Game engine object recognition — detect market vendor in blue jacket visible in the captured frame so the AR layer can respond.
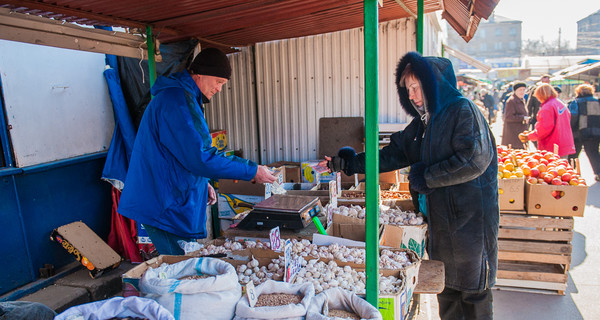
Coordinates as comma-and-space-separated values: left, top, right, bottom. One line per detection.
118, 48, 276, 255
327, 52, 499, 320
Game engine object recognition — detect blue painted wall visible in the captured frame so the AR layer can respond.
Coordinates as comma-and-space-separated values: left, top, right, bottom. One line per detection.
0, 154, 111, 296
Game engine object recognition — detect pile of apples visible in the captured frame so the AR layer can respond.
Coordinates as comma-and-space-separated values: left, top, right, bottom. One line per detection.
497, 145, 586, 186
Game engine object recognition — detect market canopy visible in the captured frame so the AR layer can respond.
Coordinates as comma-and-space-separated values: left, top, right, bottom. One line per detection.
0, 0, 498, 56
555, 60, 600, 83
443, 44, 492, 73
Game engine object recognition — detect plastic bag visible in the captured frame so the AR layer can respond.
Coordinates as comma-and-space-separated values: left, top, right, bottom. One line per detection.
306, 288, 382, 320
234, 280, 315, 320
54, 296, 174, 320
140, 257, 241, 320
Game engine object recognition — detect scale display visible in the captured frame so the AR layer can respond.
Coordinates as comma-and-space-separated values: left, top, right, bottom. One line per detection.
237, 195, 323, 231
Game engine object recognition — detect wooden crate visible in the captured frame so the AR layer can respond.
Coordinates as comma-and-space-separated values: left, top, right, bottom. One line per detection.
495, 212, 573, 295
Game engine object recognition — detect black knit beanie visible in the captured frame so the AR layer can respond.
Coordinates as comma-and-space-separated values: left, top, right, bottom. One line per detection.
189, 48, 232, 80
513, 81, 526, 91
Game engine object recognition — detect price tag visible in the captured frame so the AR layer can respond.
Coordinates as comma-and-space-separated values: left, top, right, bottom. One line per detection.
246, 281, 258, 308
336, 172, 342, 196
270, 227, 283, 252
327, 205, 334, 228
328, 180, 338, 208
284, 239, 292, 282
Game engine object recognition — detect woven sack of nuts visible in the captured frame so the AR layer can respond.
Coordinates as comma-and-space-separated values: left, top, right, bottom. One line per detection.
234, 280, 315, 320
306, 287, 382, 320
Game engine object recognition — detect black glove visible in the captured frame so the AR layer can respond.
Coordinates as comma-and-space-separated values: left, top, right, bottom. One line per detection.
409, 162, 434, 195
327, 147, 357, 175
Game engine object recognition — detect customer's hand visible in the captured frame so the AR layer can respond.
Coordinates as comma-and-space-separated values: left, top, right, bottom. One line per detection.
326, 147, 357, 175
408, 162, 434, 195
252, 165, 277, 184
518, 131, 529, 143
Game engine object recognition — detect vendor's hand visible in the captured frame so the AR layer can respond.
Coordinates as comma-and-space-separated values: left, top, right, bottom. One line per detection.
207, 183, 217, 206
252, 165, 277, 184
408, 162, 434, 195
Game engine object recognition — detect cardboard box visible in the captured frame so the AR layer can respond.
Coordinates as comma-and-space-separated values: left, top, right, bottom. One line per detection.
330, 213, 427, 257
136, 221, 152, 244
50, 221, 121, 278
498, 177, 525, 211
210, 129, 227, 151
218, 193, 266, 218
525, 182, 588, 217
301, 160, 335, 183
217, 170, 286, 218
268, 161, 302, 183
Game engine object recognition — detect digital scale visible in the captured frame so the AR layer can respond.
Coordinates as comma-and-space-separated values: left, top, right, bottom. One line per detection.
237, 194, 325, 232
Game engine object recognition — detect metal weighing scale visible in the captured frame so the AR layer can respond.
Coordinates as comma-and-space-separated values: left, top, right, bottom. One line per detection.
237, 194, 324, 231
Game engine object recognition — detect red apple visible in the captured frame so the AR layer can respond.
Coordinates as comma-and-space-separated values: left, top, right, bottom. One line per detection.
527, 177, 538, 184
551, 177, 562, 185
530, 168, 540, 177
544, 174, 554, 184
561, 173, 572, 182
548, 169, 559, 177
561, 181, 569, 185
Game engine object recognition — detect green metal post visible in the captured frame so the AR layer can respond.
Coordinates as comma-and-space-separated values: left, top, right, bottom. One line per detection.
364, 0, 380, 308
417, 0, 424, 54
146, 25, 157, 89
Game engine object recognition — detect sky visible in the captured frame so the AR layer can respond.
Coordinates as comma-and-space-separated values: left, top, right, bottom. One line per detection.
491, 0, 600, 49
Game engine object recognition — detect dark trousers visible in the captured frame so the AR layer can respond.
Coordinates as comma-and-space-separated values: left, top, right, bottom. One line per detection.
437, 287, 493, 320
568, 137, 600, 175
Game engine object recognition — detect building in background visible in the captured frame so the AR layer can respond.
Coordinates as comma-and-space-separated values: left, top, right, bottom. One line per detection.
577, 9, 600, 55
447, 13, 522, 70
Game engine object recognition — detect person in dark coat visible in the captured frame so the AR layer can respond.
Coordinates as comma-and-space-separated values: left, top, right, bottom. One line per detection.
481, 89, 496, 124
327, 52, 499, 320
502, 81, 529, 148
567, 84, 600, 181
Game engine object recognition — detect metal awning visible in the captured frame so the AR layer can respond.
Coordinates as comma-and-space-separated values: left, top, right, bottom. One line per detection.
555, 61, 600, 82
0, 0, 498, 51
443, 44, 492, 73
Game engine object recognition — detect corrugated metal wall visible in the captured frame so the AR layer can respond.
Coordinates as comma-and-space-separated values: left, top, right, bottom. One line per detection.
207, 16, 441, 164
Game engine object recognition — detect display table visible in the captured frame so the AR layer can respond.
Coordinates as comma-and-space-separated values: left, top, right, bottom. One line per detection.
415, 260, 445, 294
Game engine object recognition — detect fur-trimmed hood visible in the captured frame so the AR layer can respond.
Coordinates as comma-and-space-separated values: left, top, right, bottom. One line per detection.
395, 52, 464, 118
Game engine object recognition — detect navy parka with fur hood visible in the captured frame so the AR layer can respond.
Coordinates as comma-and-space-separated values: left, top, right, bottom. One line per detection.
346, 52, 499, 292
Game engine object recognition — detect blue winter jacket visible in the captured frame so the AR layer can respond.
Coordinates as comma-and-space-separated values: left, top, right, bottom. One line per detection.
118, 71, 257, 238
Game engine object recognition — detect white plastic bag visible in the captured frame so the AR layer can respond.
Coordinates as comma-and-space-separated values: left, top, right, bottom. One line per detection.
234, 280, 315, 320
140, 257, 241, 320
306, 288, 382, 320
54, 296, 174, 320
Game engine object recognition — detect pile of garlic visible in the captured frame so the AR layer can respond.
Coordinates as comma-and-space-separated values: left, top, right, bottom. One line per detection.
289, 240, 414, 269
189, 239, 270, 256
294, 259, 403, 294
326, 205, 424, 226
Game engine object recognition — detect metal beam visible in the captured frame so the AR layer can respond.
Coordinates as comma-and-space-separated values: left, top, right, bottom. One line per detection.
0, 8, 159, 60
1, 0, 178, 35
393, 0, 417, 19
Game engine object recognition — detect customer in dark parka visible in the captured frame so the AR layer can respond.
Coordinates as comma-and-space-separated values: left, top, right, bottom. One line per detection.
328, 52, 499, 320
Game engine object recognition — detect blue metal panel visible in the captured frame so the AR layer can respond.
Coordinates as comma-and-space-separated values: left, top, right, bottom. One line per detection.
0, 154, 112, 295
0, 175, 33, 295
15, 156, 112, 274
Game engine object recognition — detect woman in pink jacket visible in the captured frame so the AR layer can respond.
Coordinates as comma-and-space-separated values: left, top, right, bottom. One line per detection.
519, 84, 575, 157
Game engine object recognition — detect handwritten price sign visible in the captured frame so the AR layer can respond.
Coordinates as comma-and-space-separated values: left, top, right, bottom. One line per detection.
270, 227, 283, 252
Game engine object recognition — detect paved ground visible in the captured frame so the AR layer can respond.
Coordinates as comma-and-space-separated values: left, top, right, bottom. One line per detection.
414, 113, 600, 320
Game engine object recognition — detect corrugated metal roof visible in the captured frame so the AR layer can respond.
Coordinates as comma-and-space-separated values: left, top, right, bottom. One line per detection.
0, 0, 497, 48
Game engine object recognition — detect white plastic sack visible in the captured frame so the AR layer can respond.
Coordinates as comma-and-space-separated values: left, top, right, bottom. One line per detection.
234, 280, 315, 320
140, 257, 241, 320
306, 288, 382, 320
54, 296, 174, 320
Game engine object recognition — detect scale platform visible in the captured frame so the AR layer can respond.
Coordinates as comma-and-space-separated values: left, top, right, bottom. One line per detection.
237, 194, 323, 231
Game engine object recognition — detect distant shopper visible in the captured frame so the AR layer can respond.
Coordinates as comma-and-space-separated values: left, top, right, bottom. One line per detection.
519, 84, 575, 157
526, 74, 551, 130
481, 89, 496, 123
502, 82, 529, 148
567, 84, 600, 181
